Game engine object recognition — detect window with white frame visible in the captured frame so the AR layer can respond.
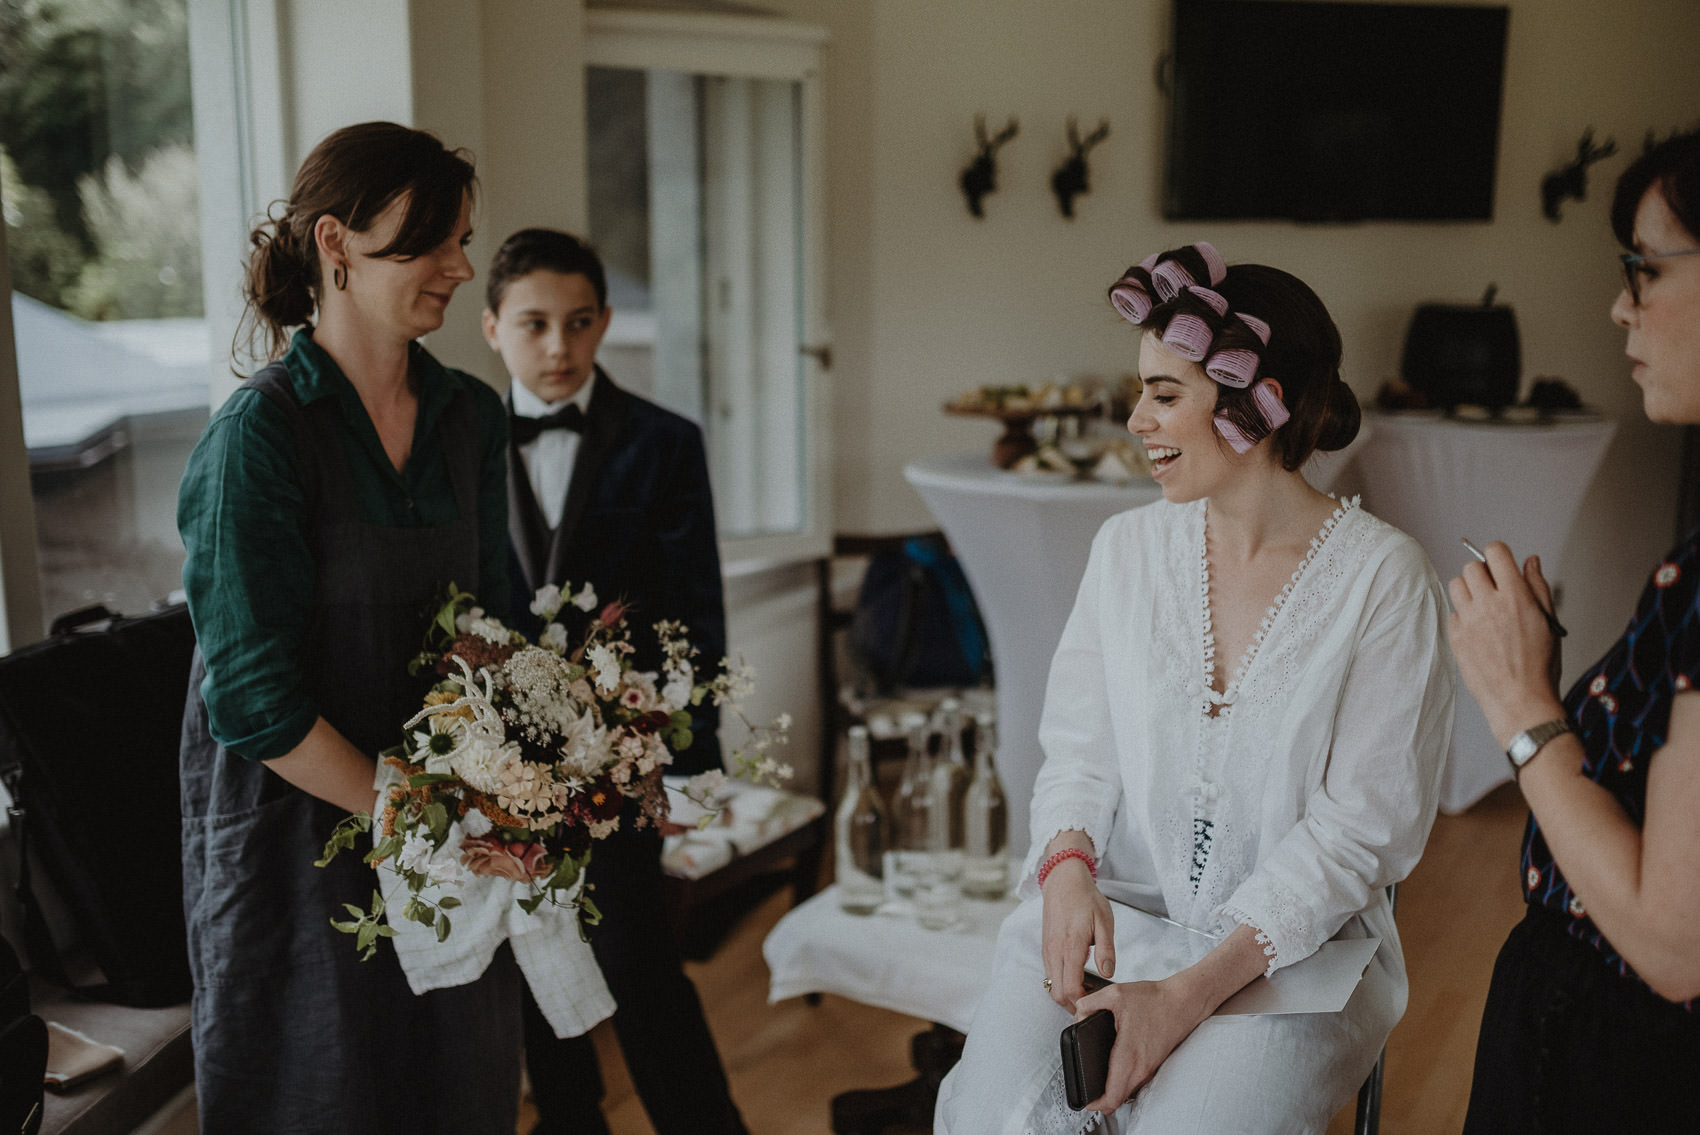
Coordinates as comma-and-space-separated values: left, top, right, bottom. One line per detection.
585, 8, 830, 567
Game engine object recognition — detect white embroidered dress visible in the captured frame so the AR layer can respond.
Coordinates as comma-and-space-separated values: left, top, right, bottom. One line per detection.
937, 497, 1454, 1135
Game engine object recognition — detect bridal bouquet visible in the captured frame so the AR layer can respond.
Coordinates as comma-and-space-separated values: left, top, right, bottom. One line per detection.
319, 582, 790, 958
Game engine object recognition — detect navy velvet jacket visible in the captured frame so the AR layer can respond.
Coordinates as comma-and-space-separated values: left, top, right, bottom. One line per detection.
506, 367, 727, 775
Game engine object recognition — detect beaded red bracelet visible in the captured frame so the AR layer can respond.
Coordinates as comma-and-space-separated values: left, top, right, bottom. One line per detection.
1037, 847, 1097, 888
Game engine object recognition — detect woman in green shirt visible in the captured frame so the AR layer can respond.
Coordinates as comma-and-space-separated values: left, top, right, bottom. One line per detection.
176, 121, 518, 1133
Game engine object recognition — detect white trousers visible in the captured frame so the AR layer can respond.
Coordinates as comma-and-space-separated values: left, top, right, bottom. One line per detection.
935, 899, 1402, 1135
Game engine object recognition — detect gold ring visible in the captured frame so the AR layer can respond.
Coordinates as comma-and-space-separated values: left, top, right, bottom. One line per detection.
1043, 977, 1053, 990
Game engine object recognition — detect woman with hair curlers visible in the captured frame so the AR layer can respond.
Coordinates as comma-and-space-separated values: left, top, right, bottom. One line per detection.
935, 242, 1455, 1133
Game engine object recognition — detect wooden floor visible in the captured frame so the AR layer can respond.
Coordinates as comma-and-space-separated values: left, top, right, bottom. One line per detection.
519, 782, 1530, 1134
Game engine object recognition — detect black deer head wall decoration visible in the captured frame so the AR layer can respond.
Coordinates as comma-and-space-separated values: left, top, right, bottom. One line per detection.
1051, 117, 1110, 218
960, 115, 1019, 219
1541, 128, 1617, 223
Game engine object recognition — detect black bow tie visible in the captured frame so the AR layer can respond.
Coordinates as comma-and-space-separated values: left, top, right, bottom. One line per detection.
511, 403, 587, 445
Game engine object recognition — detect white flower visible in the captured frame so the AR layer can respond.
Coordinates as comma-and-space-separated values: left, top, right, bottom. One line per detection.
455, 606, 486, 633
539, 622, 569, 653
461, 808, 492, 839
587, 644, 622, 693
452, 737, 522, 795
426, 857, 466, 888
397, 830, 436, 876
556, 713, 612, 779
660, 661, 695, 711
529, 585, 564, 620
774, 712, 793, 732
413, 715, 472, 776
572, 582, 599, 612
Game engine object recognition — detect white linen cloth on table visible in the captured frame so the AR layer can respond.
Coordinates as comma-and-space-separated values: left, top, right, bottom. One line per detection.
763, 886, 1018, 1033
370, 782, 615, 1040
1352, 411, 1615, 812
935, 496, 1455, 1135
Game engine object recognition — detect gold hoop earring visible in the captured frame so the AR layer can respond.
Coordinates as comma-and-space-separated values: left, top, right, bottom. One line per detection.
333, 263, 347, 291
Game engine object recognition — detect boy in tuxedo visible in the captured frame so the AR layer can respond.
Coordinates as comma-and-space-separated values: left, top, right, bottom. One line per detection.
483, 229, 745, 1135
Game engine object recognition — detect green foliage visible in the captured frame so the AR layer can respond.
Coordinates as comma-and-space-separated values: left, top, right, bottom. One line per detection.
61, 143, 201, 319
1, 0, 200, 319
316, 811, 373, 868
2, 143, 79, 304
329, 891, 397, 962
0, 0, 193, 247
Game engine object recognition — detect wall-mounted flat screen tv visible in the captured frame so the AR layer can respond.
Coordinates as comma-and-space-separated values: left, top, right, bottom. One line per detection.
1164, 0, 1509, 222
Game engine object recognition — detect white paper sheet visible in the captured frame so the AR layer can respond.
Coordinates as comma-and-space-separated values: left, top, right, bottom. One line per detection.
1096, 900, 1378, 1017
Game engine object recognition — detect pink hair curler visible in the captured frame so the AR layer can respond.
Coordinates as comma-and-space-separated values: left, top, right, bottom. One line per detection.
1252, 377, 1290, 431
1110, 280, 1153, 323
1237, 312, 1271, 345
1205, 348, 1259, 388
1214, 414, 1256, 454
1194, 241, 1227, 286
1162, 313, 1214, 361
1187, 285, 1230, 316
1151, 259, 1196, 301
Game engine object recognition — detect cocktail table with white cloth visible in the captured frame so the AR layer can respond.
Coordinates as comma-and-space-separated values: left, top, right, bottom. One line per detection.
1354, 412, 1616, 812
902, 457, 1163, 860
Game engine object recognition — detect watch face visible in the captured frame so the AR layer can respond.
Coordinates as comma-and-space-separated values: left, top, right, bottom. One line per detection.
1507, 720, 1568, 769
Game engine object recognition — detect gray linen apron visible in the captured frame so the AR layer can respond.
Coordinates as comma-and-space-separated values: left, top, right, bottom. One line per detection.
180, 365, 521, 1133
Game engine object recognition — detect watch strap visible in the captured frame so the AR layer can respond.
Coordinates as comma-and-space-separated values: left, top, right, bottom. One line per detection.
1505, 718, 1572, 774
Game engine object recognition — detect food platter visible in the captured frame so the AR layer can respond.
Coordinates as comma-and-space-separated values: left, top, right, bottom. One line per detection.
942, 402, 1099, 469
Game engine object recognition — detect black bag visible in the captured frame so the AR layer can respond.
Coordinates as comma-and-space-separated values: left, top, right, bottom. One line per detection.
0, 603, 195, 1008
849, 535, 992, 694
0, 934, 45, 1134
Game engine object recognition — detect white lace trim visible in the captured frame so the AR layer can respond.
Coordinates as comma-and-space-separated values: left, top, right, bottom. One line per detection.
1204, 495, 1359, 707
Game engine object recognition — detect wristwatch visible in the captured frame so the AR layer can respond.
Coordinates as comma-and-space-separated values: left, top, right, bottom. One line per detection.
1505, 718, 1572, 775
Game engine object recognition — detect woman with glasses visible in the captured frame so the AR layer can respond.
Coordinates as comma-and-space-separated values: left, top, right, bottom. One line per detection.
1452, 127, 1700, 1132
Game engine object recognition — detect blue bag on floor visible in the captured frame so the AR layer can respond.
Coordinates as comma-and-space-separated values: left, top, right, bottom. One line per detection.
850, 535, 991, 693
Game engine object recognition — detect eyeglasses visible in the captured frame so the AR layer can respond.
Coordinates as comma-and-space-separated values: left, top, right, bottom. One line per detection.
1619, 247, 1700, 306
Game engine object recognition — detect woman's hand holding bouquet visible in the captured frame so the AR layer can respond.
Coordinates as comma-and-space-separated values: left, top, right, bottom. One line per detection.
318, 582, 789, 958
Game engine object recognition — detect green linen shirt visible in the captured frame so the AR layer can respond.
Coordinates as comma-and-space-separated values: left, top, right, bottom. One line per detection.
177, 330, 509, 762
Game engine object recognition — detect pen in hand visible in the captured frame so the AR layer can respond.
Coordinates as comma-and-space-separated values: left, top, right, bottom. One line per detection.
1461, 537, 1569, 638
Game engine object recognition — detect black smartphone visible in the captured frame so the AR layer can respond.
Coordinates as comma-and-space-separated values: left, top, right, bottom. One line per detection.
1060, 1008, 1116, 1110
1059, 971, 1116, 1110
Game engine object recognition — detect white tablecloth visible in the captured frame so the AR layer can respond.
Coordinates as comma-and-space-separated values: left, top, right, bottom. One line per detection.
1354, 412, 1617, 812
763, 886, 1018, 1032
904, 457, 1163, 856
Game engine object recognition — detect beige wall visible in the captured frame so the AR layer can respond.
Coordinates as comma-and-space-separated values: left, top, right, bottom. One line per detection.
760, 0, 1700, 676
255, 0, 1700, 779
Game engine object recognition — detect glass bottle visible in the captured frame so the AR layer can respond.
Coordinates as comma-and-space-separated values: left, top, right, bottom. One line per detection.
962, 711, 1009, 899
886, 712, 934, 902
929, 697, 970, 877
835, 725, 889, 914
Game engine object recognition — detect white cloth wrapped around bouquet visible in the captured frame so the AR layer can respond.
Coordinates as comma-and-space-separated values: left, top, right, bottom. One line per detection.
371, 779, 615, 1039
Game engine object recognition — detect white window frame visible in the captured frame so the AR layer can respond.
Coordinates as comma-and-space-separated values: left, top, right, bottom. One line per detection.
0, 0, 285, 651
585, 8, 832, 573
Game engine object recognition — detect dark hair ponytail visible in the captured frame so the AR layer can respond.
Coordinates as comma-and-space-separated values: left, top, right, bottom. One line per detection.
1313, 377, 1363, 456
235, 121, 477, 368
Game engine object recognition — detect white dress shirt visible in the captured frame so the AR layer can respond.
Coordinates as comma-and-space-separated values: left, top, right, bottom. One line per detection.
511, 372, 597, 531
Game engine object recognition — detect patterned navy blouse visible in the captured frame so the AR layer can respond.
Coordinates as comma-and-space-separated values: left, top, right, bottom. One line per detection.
1521, 529, 1700, 1010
